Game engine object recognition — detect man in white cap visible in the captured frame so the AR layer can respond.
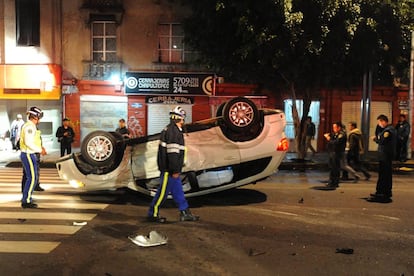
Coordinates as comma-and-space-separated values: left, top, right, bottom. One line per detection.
10, 114, 24, 150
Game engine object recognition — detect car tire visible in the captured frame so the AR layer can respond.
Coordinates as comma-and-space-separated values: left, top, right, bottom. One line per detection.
222, 97, 259, 132
81, 130, 119, 167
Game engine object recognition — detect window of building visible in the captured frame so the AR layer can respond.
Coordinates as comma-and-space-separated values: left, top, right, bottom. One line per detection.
91, 21, 117, 62
86, 20, 121, 80
158, 23, 197, 63
15, 0, 40, 46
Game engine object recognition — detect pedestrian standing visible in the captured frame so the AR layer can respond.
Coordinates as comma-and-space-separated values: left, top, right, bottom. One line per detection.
10, 114, 24, 150
115, 118, 130, 139
367, 114, 396, 203
56, 118, 75, 157
20, 107, 46, 208
346, 122, 371, 180
305, 116, 317, 157
395, 114, 410, 162
147, 106, 199, 223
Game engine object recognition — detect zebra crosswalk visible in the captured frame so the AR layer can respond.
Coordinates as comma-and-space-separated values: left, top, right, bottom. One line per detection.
0, 167, 115, 254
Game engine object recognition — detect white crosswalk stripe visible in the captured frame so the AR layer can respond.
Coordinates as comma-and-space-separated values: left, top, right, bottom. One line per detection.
0, 167, 113, 254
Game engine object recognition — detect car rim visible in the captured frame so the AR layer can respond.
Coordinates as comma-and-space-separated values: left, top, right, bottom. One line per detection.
86, 135, 113, 162
228, 101, 254, 127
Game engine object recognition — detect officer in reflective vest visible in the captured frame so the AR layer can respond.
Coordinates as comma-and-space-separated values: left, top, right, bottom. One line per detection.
20, 107, 47, 208
147, 106, 199, 223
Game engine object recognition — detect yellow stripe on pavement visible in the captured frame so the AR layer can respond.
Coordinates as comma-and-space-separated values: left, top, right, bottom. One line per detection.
0, 224, 82, 234
0, 241, 60, 254
0, 211, 96, 220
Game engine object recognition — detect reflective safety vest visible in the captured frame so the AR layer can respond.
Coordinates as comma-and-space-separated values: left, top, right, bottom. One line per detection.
20, 120, 42, 153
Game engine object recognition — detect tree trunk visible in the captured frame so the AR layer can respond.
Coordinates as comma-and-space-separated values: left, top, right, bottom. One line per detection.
291, 84, 312, 160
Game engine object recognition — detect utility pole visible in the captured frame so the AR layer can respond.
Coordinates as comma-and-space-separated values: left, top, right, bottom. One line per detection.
361, 69, 372, 154
409, 30, 414, 159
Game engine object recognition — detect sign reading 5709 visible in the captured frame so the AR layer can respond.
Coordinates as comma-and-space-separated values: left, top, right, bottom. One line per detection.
125, 72, 214, 96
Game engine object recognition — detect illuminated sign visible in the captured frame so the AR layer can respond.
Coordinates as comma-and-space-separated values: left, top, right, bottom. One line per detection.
125, 72, 214, 96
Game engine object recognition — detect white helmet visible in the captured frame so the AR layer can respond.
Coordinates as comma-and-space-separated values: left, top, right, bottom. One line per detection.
26, 106, 43, 119
170, 106, 186, 119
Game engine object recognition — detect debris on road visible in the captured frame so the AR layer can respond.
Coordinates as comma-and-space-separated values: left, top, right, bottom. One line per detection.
73, 221, 87, 226
248, 248, 266, 256
129, 231, 168, 247
335, 248, 354, 254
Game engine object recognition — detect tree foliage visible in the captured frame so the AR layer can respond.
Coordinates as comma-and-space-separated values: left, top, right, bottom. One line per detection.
183, 0, 411, 86
182, 0, 413, 157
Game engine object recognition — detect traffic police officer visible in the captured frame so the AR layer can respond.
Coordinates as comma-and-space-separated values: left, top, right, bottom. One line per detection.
368, 114, 396, 203
324, 121, 347, 188
20, 107, 46, 208
147, 106, 199, 223
395, 114, 410, 162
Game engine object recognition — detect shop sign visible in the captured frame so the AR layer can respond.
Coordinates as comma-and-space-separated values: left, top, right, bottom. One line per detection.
146, 95, 194, 105
398, 100, 409, 110
125, 72, 214, 96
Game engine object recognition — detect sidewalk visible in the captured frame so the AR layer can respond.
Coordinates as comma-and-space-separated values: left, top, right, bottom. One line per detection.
1, 148, 413, 173
281, 152, 414, 173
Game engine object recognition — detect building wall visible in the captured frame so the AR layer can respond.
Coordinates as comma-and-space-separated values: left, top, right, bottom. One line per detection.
61, 0, 191, 80
0, 0, 62, 148
0, 0, 410, 155
318, 86, 407, 151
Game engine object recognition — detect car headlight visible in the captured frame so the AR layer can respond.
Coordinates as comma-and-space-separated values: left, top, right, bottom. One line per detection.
69, 180, 85, 188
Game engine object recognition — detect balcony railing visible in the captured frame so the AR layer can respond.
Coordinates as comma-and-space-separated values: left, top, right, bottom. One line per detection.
82, 61, 122, 81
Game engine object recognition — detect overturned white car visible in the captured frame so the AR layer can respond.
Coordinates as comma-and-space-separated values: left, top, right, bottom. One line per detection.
56, 97, 288, 197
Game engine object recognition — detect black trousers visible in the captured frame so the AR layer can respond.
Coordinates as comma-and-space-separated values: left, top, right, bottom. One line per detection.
60, 142, 72, 157
328, 152, 341, 185
396, 138, 408, 162
347, 153, 370, 178
376, 157, 393, 197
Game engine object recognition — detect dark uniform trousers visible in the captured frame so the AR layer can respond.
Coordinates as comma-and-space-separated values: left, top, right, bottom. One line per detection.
329, 152, 342, 185
376, 156, 393, 197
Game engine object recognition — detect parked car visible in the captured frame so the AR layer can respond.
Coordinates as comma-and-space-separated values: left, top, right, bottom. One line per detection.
56, 97, 288, 197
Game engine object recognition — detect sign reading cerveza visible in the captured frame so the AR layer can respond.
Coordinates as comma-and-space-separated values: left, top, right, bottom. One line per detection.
125, 72, 214, 96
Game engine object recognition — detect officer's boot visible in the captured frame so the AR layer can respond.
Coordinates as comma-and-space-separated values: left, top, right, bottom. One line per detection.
179, 209, 199, 222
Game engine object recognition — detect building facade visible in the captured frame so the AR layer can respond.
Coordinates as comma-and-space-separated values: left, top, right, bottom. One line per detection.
0, 0, 411, 154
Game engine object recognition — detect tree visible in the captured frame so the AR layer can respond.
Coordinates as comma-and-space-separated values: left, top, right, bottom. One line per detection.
182, 0, 412, 158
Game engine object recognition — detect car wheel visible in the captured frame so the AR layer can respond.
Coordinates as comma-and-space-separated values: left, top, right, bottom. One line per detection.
222, 97, 259, 132
81, 131, 118, 167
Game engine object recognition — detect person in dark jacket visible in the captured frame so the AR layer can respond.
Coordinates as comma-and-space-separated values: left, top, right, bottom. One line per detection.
367, 114, 396, 203
147, 106, 199, 223
305, 116, 317, 156
324, 122, 347, 188
56, 118, 75, 157
346, 122, 371, 180
395, 114, 410, 162
115, 118, 130, 139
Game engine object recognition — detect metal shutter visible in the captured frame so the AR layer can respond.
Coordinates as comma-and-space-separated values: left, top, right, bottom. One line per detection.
147, 104, 192, 135
341, 101, 392, 151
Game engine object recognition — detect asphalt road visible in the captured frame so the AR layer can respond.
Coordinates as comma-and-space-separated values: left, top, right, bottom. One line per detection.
0, 168, 413, 276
